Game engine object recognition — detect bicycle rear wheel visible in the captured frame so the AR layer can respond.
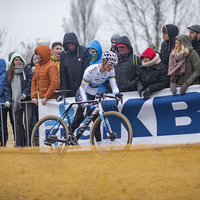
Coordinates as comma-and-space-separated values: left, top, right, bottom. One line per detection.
90, 111, 132, 159
31, 115, 69, 161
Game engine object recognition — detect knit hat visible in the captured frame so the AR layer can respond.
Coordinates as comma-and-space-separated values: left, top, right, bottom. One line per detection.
116, 44, 127, 47
140, 47, 156, 60
111, 34, 120, 41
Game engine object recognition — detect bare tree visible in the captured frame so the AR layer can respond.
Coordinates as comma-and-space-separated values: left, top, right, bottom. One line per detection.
63, 0, 101, 46
104, 0, 197, 55
20, 38, 50, 63
0, 26, 7, 54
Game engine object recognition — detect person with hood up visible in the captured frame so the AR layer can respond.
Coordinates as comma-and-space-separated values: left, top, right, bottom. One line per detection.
0, 59, 8, 146
59, 32, 90, 98
114, 35, 142, 92
4, 53, 34, 147
168, 34, 200, 95
137, 47, 169, 99
86, 40, 102, 65
31, 45, 60, 106
160, 24, 179, 66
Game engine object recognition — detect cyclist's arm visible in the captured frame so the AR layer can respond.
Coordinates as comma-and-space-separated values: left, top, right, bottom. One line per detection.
79, 78, 90, 102
109, 69, 119, 95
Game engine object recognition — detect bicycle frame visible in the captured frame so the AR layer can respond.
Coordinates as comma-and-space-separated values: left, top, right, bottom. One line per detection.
45, 97, 113, 143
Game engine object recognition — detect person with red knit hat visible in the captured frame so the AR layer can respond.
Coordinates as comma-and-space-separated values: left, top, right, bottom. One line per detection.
137, 47, 169, 99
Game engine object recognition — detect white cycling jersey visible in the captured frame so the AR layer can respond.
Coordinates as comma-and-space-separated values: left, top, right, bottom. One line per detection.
79, 64, 119, 101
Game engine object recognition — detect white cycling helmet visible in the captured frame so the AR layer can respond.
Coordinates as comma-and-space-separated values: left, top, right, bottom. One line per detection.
102, 50, 118, 65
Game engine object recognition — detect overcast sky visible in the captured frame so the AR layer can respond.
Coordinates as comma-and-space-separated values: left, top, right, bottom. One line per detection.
0, 0, 114, 62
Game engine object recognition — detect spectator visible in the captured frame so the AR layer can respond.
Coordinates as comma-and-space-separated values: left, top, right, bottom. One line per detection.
114, 36, 142, 92
60, 32, 90, 97
86, 40, 102, 65
137, 47, 169, 99
31, 45, 59, 106
168, 34, 200, 95
0, 59, 8, 146
51, 42, 62, 84
160, 24, 179, 66
110, 33, 120, 53
4, 53, 34, 147
187, 25, 200, 56
28, 54, 38, 72
70, 50, 120, 144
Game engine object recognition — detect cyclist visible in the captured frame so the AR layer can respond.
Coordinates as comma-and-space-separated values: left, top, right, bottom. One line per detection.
69, 50, 122, 145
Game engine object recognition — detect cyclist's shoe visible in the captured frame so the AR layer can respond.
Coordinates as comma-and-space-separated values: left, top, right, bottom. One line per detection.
44, 135, 57, 146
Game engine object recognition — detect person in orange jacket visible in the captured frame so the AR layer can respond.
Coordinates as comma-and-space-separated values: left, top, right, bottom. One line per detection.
31, 45, 59, 106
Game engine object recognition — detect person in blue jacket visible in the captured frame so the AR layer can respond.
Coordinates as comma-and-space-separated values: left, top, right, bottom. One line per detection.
0, 59, 8, 146
86, 40, 102, 65
4, 53, 34, 147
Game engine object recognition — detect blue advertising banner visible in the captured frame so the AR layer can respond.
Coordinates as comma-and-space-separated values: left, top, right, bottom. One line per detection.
39, 85, 200, 146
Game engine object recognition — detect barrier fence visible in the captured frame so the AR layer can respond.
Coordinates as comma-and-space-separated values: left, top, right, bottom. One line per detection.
0, 101, 33, 147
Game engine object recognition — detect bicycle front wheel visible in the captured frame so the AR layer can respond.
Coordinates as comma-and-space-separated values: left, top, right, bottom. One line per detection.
31, 115, 69, 161
90, 111, 133, 159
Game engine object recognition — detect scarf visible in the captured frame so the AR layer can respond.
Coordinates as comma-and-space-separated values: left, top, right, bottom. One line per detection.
142, 54, 161, 67
11, 64, 24, 112
168, 53, 186, 82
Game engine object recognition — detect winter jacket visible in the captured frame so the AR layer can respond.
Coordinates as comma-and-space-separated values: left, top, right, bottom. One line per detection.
4, 53, 33, 103
31, 45, 59, 99
137, 54, 169, 93
0, 59, 6, 105
86, 40, 102, 65
191, 39, 200, 57
60, 32, 90, 97
114, 36, 142, 92
160, 24, 179, 66
169, 34, 200, 86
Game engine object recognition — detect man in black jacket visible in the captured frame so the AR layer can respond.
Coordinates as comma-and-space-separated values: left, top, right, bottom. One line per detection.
60, 32, 90, 97
188, 25, 200, 57
114, 36, 142, 92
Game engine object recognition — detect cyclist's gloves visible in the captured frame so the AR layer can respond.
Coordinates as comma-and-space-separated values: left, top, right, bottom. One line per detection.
56, 95, 63, 102
115, 93, 123, 99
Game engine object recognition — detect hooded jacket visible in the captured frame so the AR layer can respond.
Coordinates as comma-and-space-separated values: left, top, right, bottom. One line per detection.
31, 45, 59, 99
114, 36, 142, 92
0, 59, 6, 104
4, 53, 33, 103
169, 34, 200, 86
160, 24, 179, 66
60, 32, 90, 97
86, 40, 102, 65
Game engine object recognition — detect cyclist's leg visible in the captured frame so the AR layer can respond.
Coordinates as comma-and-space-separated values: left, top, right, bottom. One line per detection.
71, 106, 85, 134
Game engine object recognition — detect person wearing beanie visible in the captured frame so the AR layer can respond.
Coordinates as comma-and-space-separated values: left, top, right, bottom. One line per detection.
168, 34, 200, 95
137, 47, 169, 99
188, 24, 200, 57
110, 33, 120, 53
160, 24, 179, 67
4, 53, 34, 147
31, 45, 60, 106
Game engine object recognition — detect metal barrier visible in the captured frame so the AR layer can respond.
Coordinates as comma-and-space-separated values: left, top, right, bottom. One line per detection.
0, 101, 34, 147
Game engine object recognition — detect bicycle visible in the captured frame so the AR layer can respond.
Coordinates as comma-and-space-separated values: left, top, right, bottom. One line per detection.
31, 90, 133, 160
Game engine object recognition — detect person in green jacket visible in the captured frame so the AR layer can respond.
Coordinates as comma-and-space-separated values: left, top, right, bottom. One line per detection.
168, 34, 200, 95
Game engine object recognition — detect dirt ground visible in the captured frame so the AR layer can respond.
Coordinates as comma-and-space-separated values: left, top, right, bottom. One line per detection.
0, 144, 200, 200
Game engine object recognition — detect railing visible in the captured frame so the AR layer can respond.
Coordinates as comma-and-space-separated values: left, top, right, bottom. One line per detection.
0, 101, 34, 147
